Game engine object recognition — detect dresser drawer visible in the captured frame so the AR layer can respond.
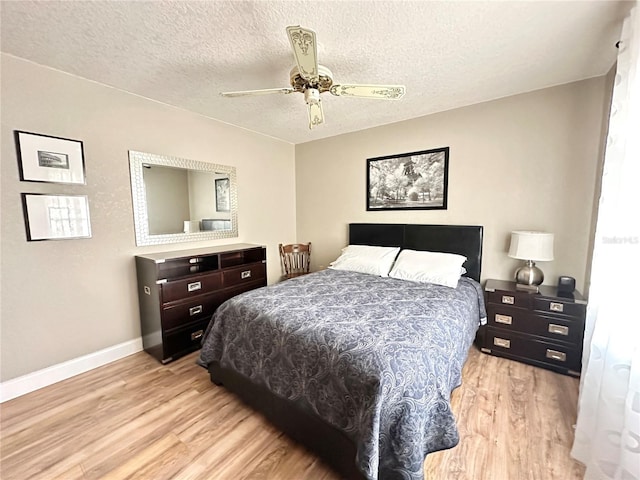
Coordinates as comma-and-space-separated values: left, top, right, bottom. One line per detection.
487, 306, 583, 347
162, 292, 223, 331
161, 272, 222, 304
485, 328, 582, 372
487, 291, 530, 309
533, 297, 585, 318
222, 262, 266, 288
162, 319, 210, 363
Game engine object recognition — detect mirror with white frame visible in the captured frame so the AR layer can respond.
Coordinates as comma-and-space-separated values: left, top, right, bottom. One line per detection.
129, 150, 238, 246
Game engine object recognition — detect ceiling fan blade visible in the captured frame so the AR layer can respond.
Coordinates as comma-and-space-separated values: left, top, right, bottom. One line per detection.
329, 84, 406, 99
220, 87, 295, 97
307, 101, 324, 130
286, 25, 319, 83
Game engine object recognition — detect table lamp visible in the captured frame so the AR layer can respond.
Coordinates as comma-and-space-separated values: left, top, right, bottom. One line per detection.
508, 231, 554, 291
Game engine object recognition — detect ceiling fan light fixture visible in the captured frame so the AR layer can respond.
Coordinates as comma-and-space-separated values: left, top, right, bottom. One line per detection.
304, 88, 320, 105
289, 65, 334, 93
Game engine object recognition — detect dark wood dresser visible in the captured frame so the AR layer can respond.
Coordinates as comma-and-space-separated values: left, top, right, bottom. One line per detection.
480, 279, 587, 377
135, 243, 267, 364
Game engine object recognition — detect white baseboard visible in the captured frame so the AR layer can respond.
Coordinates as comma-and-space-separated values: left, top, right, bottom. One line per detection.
0, 338, 143, 403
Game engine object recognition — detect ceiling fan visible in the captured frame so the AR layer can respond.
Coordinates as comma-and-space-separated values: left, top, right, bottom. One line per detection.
220, 26, 406, 130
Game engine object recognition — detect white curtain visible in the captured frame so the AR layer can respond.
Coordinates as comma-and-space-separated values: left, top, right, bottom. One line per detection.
571, 5, 640, 480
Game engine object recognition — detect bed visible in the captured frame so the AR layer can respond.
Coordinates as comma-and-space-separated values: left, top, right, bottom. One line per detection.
199, 223, 485, 480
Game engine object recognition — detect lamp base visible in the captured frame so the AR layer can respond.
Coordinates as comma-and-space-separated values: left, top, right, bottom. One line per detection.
515, 260, 544, 287
516, 283, 539, 293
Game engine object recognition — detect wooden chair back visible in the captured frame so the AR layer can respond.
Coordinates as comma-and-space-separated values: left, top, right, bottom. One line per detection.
279, 243, 312, 279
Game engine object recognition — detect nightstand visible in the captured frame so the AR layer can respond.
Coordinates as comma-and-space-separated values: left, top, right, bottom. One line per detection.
479, 279, 587, 377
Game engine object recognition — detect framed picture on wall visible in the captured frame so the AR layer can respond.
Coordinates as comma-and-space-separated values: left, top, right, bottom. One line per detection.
215, 178, 230, 212
15, 130, 86, 184
366, 147, 449, 211
21, 193, 92, 241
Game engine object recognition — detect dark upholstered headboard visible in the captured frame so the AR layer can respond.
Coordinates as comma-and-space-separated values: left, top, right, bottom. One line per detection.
348, 223, 483, 282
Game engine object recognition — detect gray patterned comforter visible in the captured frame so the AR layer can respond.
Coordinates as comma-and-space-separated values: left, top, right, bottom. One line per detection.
199, 268, 486, 480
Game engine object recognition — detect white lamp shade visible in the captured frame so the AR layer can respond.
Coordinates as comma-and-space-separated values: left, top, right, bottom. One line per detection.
508, 231, 554, 261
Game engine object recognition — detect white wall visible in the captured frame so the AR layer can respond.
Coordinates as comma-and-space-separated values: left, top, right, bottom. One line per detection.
0, 54, 296, 382
0, 53, 610, 384
295, 77, 609, 294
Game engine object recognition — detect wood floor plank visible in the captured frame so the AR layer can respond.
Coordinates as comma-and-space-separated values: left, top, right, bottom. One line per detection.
237, 435, 298, 480
2, 389, 200, 479
96, 433, 190, 480
50, 464, 86, 480
0, 347, 586, 480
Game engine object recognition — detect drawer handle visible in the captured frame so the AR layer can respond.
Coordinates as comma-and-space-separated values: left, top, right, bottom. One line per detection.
241, 270, 252, 279
549, 302, 564, 313
187, 281, 202, 292
548, 323, 569, 336
189, 305, 203, 316
493, 337, 511, 349
189, 258, 200, 264
546, 349, 567, 362
502, 295, 515, 305
495, 314, 512, 325
191, 330, 204, 341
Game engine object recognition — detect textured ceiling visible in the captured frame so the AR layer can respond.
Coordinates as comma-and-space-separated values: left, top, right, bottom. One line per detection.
1, 1, 633, 144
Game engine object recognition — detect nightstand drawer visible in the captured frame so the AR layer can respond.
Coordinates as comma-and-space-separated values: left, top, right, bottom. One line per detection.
162, 292, 223, 331
533, 315, 583, 346
533, 297, 585, 318
487, 306, 583, 346
487, 291, 529, 309
486, 306, 527, 334
162, 272, 222, 304
485, 328, 582, 372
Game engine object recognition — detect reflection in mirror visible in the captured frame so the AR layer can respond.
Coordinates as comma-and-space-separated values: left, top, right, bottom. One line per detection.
143, 165, 229, 235
129, 151, 238, 246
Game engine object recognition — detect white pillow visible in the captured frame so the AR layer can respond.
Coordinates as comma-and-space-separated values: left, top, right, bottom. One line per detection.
329, 245, 400, 277
389, 249, 467, 288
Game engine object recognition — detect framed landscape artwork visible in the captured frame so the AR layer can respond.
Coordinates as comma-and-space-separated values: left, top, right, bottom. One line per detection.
366, 147, 449, 211
15, 130, 86, 185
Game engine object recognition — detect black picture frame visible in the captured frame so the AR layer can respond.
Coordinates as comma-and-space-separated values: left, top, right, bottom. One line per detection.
215, 178, 230, 212
366, 147, 449, 211
15, 130, 86, 185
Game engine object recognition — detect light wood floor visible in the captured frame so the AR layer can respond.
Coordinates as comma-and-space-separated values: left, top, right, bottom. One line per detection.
1, 347, 585, 480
